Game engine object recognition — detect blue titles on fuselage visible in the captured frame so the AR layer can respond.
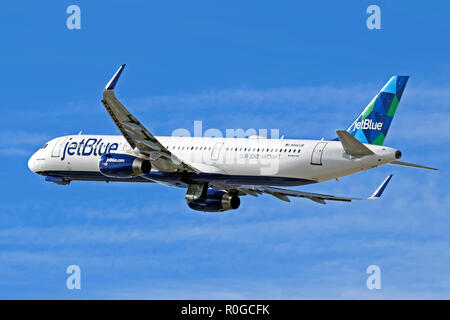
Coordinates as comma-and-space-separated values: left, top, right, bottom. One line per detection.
61, 138, 119, 160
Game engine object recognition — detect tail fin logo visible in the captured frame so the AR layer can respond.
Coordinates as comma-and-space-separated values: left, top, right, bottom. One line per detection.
351, 118, 383, 131
346, 75, 409, 145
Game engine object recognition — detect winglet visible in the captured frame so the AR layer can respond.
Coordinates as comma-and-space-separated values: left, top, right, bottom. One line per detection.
370, 174, 393, 199
104, 64, 126, 91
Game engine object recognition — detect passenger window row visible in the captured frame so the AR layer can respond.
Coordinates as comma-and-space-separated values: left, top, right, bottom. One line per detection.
165, 146, 213, 151
163, 145, 301, 153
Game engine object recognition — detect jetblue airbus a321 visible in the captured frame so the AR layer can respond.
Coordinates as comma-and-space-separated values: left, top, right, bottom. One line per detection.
28, 65, 437, 212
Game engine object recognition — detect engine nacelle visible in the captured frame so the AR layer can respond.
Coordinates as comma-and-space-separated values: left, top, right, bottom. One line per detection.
187, 189, 240, 212
99, 153, 151, 178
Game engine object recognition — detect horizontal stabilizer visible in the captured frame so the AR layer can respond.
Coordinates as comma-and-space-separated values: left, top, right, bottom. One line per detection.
336, 130, 374, 157
389, 160, 438, 171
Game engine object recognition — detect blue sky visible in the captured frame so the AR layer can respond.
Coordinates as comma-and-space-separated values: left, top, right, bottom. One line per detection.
0, 0, 449, 299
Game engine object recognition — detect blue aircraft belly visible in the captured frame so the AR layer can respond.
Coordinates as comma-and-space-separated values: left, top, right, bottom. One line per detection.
37, 170, 316, 187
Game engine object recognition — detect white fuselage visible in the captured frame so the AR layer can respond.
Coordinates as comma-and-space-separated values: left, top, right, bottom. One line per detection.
28, 134, 399, 184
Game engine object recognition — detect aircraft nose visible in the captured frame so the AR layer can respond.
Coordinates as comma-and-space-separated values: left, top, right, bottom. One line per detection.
28, 153, 37, 172
28, 152, 42, 173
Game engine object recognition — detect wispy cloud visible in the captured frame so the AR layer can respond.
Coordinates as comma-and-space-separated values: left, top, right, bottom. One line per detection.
121, 82, 450, 141
11, 81, 449, 143
128, 84, 375, 111
0, 131, 50, 146
0, 132, 49, 156
0, 148, 32, 156
126, 81, 450, 112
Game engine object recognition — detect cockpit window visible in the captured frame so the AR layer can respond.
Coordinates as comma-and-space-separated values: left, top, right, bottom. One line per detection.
42, 143, 48, 149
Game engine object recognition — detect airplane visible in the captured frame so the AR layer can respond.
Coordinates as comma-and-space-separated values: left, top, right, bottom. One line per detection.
28, 65, 437, 212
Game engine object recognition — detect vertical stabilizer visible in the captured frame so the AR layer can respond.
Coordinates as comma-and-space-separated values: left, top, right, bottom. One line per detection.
347, 76, 409, 145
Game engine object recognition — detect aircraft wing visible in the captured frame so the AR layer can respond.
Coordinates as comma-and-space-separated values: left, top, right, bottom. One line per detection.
101, 65, 199, 173
234, 175, 393, 205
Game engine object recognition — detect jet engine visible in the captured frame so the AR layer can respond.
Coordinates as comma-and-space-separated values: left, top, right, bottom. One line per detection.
186, 189, 240, 212
99, 153, 151, 178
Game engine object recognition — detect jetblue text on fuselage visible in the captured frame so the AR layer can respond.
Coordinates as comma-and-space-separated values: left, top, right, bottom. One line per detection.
60, 138, 119, 160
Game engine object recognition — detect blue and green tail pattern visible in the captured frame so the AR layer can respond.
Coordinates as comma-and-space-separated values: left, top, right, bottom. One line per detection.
347, 76, 409, 145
